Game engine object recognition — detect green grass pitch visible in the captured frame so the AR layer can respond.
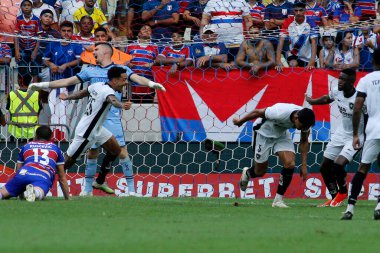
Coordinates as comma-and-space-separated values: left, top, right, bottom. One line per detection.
0, 197, 378, 253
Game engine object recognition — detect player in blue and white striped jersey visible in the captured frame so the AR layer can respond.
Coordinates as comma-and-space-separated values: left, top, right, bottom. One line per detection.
0, 126, 70, 201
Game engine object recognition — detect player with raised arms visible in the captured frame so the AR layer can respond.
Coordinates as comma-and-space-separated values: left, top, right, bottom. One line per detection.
29, 42, 166, 196
233, 103, 315, 207
342, 48, 380, 220
0, 126, 70, 202
305, 68, 366, 207
58, 66, 143, 192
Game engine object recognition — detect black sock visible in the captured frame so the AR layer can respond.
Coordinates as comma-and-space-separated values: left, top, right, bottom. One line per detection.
247, 165, 257, 178
276, 168, 294, 195
332, 163, 347, 194
96, 152, 118, 184
320, 165, 338, 199
348, 171, 366, 205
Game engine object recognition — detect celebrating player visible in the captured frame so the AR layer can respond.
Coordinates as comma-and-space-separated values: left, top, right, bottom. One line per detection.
342, 49, 380, 220
0, 126, 70, 202
29, 42, 165, 196
59, 66, 135, 190
305, 68, 365, 207
233, 103, 315, 207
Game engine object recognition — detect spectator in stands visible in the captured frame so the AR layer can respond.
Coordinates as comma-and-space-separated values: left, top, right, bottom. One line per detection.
319, 30, 338, 69
73, 0, 115, 39
305, 0, 329, 27
248, 0, 265, 29
72, 15, 95, 41
200, 0, 252, 46
264, 0, 294, 32
333, 31, 359, 70
94, 26, 110, 42
31, 0, 59, 29
236, 26, 275, 76
54, 0, 84, 23
7, 75, 41, 142
0, 43, 12, 94
15, 0, 41, 83
142, 0, 180, 41
38, 9, 61, 45
38, 9, 61, 82
118, 0, 146, 38
183, 0, 209, 38
192, 25, 232, 70
156, 32, 193, 74
43, 0, 57, 6
43, 21, 83, 90
353, 28, 377, 71
355, 0, 376, 21
325, 0, 342, 18
43, 21, 83, 141
126, 25, 159, 103
0, 44, 11, 66
333, 0, 361, 25
275, 1, 318, 71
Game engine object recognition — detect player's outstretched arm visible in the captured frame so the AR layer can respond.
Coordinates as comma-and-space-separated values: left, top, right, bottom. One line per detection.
28, 76, 81, 92
305, 94, 333, 105
233, 108, 266, 127
59, 89, 89, 101
299, 130, 310, 181
352, 93, 365, 150
56, 165, 71, 200
129, 74, 166, 92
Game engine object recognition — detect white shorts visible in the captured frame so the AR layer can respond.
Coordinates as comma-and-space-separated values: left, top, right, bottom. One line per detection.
67, 126, 113, 160
254, 132, 295, 164
91, 119, 125, 149
361, 139, 380, 164
324, 137, 361, 162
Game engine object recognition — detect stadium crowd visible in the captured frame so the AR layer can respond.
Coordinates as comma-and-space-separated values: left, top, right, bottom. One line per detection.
0, 0, 380, 140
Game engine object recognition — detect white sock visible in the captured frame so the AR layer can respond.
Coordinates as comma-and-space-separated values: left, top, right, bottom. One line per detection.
274, 193, 283, 201
375, 202, 380, 211
34, 188, 44, 200
346, 204, 354, 214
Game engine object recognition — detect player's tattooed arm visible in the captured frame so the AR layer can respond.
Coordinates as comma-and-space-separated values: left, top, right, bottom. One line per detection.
106, 95, 132, 110
59, 89, 89, 101
233, 108, 266, 127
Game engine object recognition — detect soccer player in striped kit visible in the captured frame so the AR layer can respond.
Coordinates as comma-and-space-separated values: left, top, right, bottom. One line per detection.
0, 126, 70, 201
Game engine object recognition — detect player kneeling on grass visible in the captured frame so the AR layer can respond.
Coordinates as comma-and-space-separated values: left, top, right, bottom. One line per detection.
305, 68, 366, 207
233, 103, 315, 208
0, 126, 70, 202
60, 66, 139, 193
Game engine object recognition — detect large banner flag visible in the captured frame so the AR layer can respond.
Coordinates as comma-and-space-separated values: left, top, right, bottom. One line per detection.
156, 68, 367, 142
